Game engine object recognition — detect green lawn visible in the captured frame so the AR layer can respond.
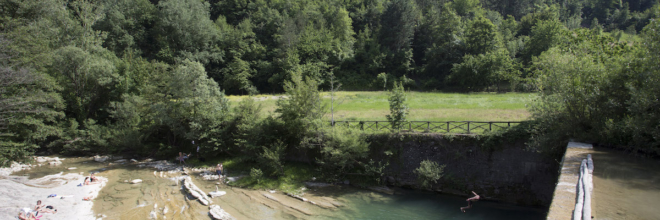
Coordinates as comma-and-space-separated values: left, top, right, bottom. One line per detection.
227, 91, 535, 122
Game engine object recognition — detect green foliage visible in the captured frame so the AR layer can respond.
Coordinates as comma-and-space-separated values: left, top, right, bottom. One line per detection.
464, 16, 500, 55
259, 140, 286, 176
316, 127, 373, 180
0, 40, 64, 165
449, 49, 519, 91
276, 69, 325, 148
414, 159, 445, 189
250, 167, 263, 184
386, 81, 409, 131
523, 19, 565, 63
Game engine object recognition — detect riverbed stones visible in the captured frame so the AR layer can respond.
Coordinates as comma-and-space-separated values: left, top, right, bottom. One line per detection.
182, 176, 213, 205
130, 179, 143, 184
94, 155, 109, 162
209, 191, 226, 198
209, 205, 236, 220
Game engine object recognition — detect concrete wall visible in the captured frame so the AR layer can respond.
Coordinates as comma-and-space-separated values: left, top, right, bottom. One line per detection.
370, 134, 560, 207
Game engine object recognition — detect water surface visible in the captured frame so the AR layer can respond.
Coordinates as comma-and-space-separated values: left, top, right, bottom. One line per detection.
592, 147, 660, 220
16, 157, 546, 220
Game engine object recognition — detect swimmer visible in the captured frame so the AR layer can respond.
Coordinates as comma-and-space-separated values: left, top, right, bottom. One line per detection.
460, 191, 480, 213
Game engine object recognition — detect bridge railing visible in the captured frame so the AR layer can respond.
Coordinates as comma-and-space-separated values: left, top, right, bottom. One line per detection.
330, 121, 523, 134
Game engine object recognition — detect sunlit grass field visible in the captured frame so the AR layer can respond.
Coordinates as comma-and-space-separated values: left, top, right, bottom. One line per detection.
226, 91, 535, 122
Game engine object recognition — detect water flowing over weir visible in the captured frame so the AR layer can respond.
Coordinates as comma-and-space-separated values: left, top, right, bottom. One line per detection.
9, 157, 545, 220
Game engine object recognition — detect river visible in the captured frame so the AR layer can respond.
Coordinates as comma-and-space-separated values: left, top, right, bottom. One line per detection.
14, 157, 546, 220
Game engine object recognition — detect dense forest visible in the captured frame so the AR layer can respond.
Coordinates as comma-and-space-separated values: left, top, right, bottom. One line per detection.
1, 0, 660, 178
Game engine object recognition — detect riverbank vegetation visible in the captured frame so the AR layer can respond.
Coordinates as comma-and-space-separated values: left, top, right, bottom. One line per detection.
1, 0, 660, 179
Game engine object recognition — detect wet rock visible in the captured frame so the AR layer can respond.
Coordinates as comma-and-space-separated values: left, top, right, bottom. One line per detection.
209, 205, 236, 220
209, 191, 226, 198
226, 175, 245, 182
182, 176, 212, 205
94, 156, 109, 162
130, 159, 138, 163
115, 159, 127, 163
304, 182, 333, 188
387, 176, 395, 184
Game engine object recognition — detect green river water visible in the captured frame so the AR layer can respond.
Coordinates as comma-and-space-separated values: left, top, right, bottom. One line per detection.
15, 157, 546, 220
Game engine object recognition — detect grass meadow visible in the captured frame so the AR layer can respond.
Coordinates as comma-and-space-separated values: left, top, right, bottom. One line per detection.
227, 91, 535, 122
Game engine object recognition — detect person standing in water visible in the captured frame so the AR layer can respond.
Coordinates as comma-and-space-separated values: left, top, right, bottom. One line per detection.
461, 191, 480, 212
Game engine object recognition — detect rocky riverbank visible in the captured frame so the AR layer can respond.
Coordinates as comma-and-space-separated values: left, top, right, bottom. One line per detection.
0, 157, 107, 220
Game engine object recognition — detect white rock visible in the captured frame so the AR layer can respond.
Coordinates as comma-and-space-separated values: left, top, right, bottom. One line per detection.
209, 191, 226, 198
209, 205, 236, 220
114, 159, 127, 163
68, 167, 77, 170
131, 179, 143, 184
94, 156, 109, 162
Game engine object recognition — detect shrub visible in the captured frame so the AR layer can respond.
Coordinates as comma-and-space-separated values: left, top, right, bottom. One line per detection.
386, 81, 408, 131
414, 160, 445, 188
250, 168, 263, 184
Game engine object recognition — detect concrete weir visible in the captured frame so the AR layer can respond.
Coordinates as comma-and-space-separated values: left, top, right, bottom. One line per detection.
547, 142, 595, 220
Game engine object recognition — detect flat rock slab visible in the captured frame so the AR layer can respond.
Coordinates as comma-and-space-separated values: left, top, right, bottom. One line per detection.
547, 142, 594, 220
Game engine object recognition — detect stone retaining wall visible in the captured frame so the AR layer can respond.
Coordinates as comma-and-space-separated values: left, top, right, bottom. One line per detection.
370, 134, 561, 207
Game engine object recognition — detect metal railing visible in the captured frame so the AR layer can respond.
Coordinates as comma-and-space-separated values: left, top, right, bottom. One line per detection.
330, 121, 523, 134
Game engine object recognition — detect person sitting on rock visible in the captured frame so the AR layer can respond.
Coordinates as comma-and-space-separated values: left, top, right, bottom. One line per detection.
90, 173, 99, 182
460, 191, 480, 213
34, 200, 44, 214
84, 177, 100, 185
18, 208, 37, 220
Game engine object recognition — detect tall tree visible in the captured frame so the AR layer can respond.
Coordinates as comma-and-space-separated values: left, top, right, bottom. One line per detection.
464, 16, 500, 55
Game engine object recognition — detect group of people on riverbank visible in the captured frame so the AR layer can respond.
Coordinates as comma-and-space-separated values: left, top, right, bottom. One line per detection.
18, 200, 56, 220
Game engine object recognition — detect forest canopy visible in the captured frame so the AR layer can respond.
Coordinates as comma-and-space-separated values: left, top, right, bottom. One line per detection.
1, 0, 660, 166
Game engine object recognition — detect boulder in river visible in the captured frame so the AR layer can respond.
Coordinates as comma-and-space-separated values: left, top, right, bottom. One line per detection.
130, 179, 143, 184
94, 155, 109, 162
209, 205, 236, 220
209, 191, 226, 198
182, 176, 213, 205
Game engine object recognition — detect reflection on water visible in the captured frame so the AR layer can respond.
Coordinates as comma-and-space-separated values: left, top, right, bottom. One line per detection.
16, 157, 546, 220
592, 147, 660, 220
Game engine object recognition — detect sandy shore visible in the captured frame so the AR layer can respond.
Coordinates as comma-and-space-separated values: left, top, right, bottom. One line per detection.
0, 164, 107, 220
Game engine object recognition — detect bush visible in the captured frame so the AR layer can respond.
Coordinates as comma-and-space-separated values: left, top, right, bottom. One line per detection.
250, 168, 263, 184
414, 160, 445, 188
386, 81, 408, 131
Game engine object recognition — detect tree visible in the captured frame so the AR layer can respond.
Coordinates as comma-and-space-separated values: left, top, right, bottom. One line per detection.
464, 16, 500, 55
0, 38, 64, 166
379, 0, 417, 76
50, 46, 117, 124
275, 67, 325, 148
94, 0, 158, 57
386, 81, 409, 131
154, 0, 221, 63
523, 19, 564, 63
448, 49, 517, 91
